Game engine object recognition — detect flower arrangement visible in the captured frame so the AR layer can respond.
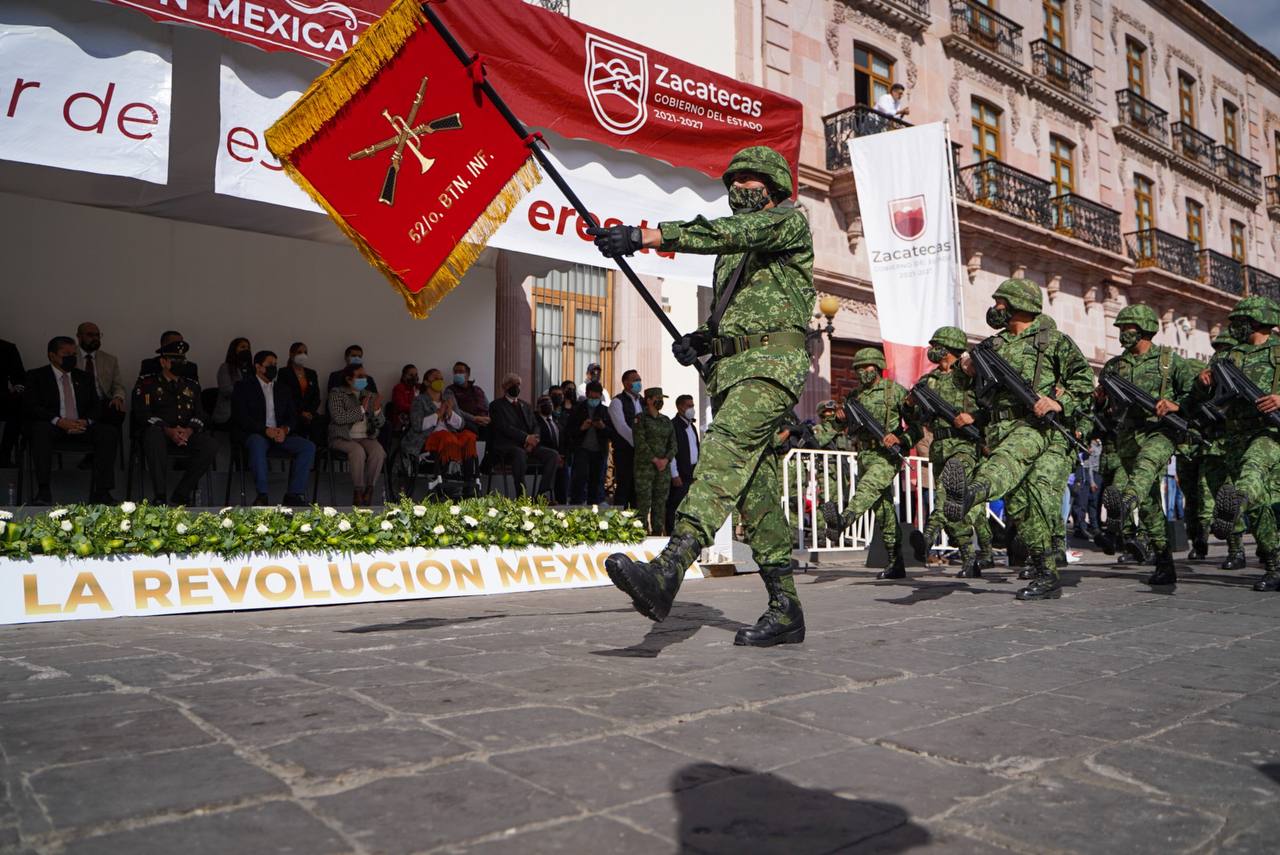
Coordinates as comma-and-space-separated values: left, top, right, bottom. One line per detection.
0, 498, 646, 561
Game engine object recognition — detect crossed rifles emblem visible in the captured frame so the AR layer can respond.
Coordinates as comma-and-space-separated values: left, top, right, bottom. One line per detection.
348, 76, 463, 206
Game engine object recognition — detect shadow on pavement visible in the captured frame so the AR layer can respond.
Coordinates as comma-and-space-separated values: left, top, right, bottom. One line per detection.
592, 602, 748, 658
341, 608, 632, 634
1258, 763, 1280, 789
874, 581, 1010, 606
671, 762, 929, 854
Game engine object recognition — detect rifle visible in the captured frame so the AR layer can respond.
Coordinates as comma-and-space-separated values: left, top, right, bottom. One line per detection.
843, 398, 903, 462
1210, 360, 1280, 430
909, 381, 981, 443
1098, 372, 1200, 442
969, 340, 1088, 454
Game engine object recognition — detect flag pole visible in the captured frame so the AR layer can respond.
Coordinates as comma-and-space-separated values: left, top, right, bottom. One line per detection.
943, 120, 965, 328
420, 1, 700, 375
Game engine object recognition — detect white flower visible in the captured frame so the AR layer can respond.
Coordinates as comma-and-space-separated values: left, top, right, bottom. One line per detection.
218, 506, 233, 515
598, 521, 609, 531
533, 509, 544, 517
279, 507, 294, 515
380, 520, 394, 531
555, 511, 566, 519
48, 508, 68, 520
120, 501, 136, 514
0, 509, 12, 520
591, 505, 599, 514
522, 520, 535, 531
60, 520, 73, 532
323, 506, 338, 517
413, 505, 427, 518
432, 525, 445, 535
254, 524, 268, 535
300, 523, 312, 533
119, 520, 131, 532
450, 505, 462, 515
176, 523, 188, 535
521, 506, 533, 515
356, 508, 372, 514
621, 510, 635, 518
633, 520, 645, 528
487, 507, 499, 518
222, 518, 234, 529
561, 519, 570, 528
386, 507, 401, 516
463, 515, 479, 528
0, 521, 5, 534
337, 520, 352, 532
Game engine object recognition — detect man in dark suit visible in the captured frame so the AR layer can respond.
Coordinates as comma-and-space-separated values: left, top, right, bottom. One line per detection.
231, 350, 315, 506
22, 336, 120, 504
326, 344, 378, 394
487, 374, 558, 497
535, 394, 568, 503
0, 337, 24, 467
566, 381, 610, 504
667, 394, 700, 533
139, 330, 200, 382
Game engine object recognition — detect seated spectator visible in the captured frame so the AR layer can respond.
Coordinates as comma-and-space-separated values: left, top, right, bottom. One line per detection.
327, 364, 387, 506
134, 340, 216, 505
23, 336, 120, 504
402, 368, 478, 478
487, 373, 558, 497
535, 394, 568, 503
279, 342, 320, 439
0, 337, 24, 468
444, 360, 490, 434
566, 380, 609, 504
327, 345, 377, 394
76, 322, 126, 427
139, 330, 199, 382
232, 350, 315, 506
214, 337, 252, 425
390, 364, 419, 434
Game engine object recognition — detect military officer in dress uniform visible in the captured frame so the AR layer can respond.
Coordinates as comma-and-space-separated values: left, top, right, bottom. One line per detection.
134, 340, 217, 505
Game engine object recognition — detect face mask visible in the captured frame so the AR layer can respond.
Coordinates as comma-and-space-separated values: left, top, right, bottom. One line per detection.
507, 385, 521, 399
292, 353, 308, 366
550, 395, 564, 408
587, 398, 601, 409
1229, 318, 1254, 341
857, 367, 880, 386
728, 184, 770, 214
262, 365, 278, 382
538, 404, 553, 416
405, 375, 419, 386
649, 400, 662, 412
1118, 329, 1142, 350
347, 356, 363, 366
81, 339, 100, 353
353, 377, 368, 391
429, 378, 445, 393
237, 351, 252, 367
682, 408, 696, 421
630, 380, 643, 395
926, 346, 947, 364
820, 413, 835, 422
986, 305, 1011, 329
167, 359, 187, 374
452, 373, 466, 385
59, 354, 77, 371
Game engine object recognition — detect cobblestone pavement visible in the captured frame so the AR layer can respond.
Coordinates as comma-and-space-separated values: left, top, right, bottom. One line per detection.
2, 549, 1280, 854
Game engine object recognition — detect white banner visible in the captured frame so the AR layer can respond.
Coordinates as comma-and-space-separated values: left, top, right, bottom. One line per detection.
1, 538, 704, 625
215, 56, 319, 211
0, 3, 172, 184
849, 122, 959, 385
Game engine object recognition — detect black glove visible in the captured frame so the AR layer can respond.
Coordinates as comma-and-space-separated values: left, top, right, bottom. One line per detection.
585, 224, 643, 258
672, 332, 710, 366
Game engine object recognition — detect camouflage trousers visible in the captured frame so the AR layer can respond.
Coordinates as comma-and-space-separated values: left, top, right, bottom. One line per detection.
1198, 452, 1243, 547
925, 446, 991, 559
1226, 432, 1280, 557
1098, 448, 1133, 539
634, 464, 671, 536
844, 448, 902, 554
972, 423, 1069, 573
1113, 431, 1175, 550
674, 378, 796, 569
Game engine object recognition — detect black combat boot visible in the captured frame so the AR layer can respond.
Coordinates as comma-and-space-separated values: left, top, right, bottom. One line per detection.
975, 551, 996, 570
605, 532, 701, 622
1097, 487, 1136, 555
1124, 532, 1152, 565
1253, 554, 1280, 592
1220, 547, 1247, 570
1015, 552, 1062, 601
1017, 566, 1035, 580
1188, 538, 1208, 560
818, 500, 853, 543
1146, 548, 1177, 586
878, 549, 907, 580
941, 459, 988, 523
956, 553, 982, 579
1211, 484, 1247, 540
909, 525, 937, 563
735, 567, 806, 646
1052, 535, 1068, 568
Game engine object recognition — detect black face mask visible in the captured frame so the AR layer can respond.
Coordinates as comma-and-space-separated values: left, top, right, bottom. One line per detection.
59, 354, 77, 372
926, 345, 948, 364
550, 395, 564, 408
237, 351, 252, 368
81, 339, 100, 353
1229, 318, 1255, 341
262, 365, 278, 382
538, 404, 553, 416
507, 385, 521, 399
986, 306, 1011, 329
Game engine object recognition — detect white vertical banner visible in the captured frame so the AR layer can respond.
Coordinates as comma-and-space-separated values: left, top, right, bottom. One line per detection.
849, 123, 959, 386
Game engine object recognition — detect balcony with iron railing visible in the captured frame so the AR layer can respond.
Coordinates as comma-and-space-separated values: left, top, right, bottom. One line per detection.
1048, 194, 1122, 254
1030, 40, 1092, 105
822, 105, 912, 171
1216, 146, 1263, 197
878, 0, 930, 16
949, 0, 1024, 66
959, 159, 1051, 228
1126, 229, 1199, 280
1115, 90, 1169, 146
1246, 266, 1280, 300
1171, 122, 1216, 171
1199, 249, 1244, 296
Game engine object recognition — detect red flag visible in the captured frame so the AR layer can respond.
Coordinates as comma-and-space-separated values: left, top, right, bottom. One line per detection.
265, 0, 540, 318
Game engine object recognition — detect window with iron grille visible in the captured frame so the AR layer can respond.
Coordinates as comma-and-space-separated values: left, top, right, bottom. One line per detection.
531, 265, 614, 399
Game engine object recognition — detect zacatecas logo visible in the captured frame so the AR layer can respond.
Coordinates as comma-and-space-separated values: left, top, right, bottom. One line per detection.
584, 34, 649, 135
888, 195, 926, 241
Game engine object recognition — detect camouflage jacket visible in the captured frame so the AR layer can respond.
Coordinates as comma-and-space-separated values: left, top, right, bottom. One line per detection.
980, 315, 1093, 435
659, 204, 814, 398
633, 411, 677, 464
843, 377, 911, 452
907, 365, 980, 461
813, 419, 852, 451
1176, 356, 1208, 456
1210, 335, 1280, 437
1101, 344, 1199, 437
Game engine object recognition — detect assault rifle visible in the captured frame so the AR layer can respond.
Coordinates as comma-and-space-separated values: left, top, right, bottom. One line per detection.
1098, 373, 1200, 442
969, 340, 1088, 454
1211, 359, 1280, 430
843, 398, 904, 462
909, 381, 981, 443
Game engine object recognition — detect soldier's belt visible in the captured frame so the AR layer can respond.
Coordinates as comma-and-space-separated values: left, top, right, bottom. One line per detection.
710, 331, 808, 357
990, 407, 1028, 423
932, 427, 964, 440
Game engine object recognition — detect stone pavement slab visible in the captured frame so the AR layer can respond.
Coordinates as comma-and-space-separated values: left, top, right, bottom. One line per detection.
2, 549, 1279, 853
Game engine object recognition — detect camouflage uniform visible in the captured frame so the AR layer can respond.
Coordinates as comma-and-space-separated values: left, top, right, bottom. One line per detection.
1195, 333, 1245, 567
598, 145, 815, 645
633, 391, 677, 535
812, 401, 853, 510
1176, 356, 1207, 557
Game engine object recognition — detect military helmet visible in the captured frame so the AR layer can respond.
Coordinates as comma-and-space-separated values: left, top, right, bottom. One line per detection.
722, 145, 793, 201
1228, 295, 1280, 327
1114, 303, 1160, 334
1212, 331, 1238, 351
851, 347, 886, 369
928, 326, 968, 351
817, 399, 837, 414
992, 278, 1043, 314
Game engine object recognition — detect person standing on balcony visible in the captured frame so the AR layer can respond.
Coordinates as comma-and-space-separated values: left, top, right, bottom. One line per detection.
874, 83, 909, 119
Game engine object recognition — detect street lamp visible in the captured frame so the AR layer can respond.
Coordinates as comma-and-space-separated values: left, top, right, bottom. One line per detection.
808, 294, 841, 352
